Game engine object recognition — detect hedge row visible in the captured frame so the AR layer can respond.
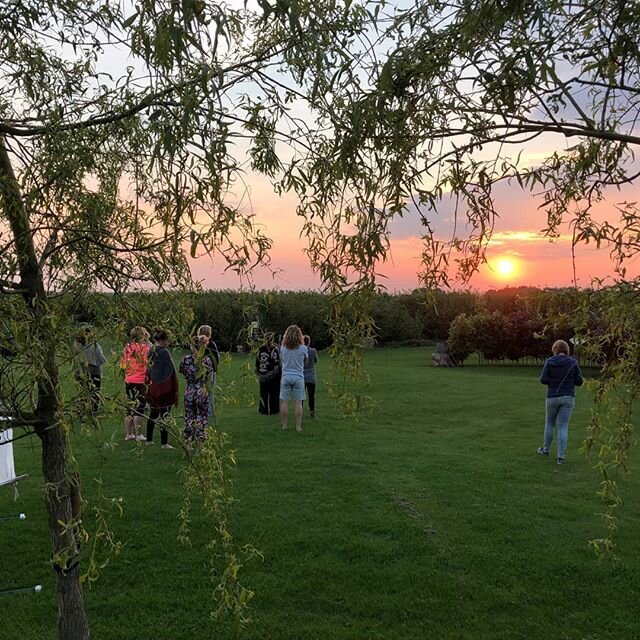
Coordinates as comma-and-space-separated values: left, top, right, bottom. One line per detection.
65, 286, 586, 354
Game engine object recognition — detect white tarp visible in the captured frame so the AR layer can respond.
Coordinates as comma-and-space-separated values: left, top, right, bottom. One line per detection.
0, 427, 17, 487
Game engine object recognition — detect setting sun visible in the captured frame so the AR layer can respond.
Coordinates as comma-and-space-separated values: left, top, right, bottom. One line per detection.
492, 256, 519, 280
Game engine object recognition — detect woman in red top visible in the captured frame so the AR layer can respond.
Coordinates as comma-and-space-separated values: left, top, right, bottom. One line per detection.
121, 326, 150, 441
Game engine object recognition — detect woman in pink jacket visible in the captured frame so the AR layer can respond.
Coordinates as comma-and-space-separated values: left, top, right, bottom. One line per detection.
121, 326, 150, 441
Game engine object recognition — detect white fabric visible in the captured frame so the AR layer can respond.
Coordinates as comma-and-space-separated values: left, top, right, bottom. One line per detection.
0, 427, 17, 487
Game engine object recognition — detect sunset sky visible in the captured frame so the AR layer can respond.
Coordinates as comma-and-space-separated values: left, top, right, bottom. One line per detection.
86, 4, 637, 295
189, 172, 639, 293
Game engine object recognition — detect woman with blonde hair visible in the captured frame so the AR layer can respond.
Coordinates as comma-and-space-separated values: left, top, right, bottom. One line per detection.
179, 335, 214, 443
121, 326, 150, 440
279, 325, 308, 431
537, 339, 584, 464
197, 324, 219, 416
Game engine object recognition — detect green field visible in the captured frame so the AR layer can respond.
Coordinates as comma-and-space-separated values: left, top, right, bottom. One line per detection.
2, 348, 639, 640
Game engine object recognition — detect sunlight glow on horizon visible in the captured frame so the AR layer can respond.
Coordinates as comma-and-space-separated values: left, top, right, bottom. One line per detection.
491, 256, 520, 281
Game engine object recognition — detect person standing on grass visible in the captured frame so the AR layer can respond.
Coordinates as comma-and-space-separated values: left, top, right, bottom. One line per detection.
197, 324, 220, 416
121, 326, 151, 441
146, 327, 179, 449
74, 326, 106, 415
179, 336, 214, 443
303, 334, 318, 419
279, 325, 308, 432
256, 331, 281, 415
537, 339, 584, 465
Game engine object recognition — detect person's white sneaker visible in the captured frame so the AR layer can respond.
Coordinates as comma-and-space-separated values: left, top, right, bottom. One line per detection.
161, 444, 174, 449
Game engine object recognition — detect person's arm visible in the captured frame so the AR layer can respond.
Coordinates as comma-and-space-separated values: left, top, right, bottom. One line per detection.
313, 349, 318, 364
540, 361, 550, 385
211, 341, 220, 366
96, 344, 106, 366
574, 362, 584, 387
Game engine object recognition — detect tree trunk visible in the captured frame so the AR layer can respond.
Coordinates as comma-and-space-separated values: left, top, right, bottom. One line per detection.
42, 428, 90, 640
0, 136, 90, 639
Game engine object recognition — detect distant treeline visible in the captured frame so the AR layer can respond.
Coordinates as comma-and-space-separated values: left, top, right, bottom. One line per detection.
65, 286, 598, 360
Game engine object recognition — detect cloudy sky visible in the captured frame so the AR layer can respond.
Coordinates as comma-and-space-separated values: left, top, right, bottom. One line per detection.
189, 169, 639, 293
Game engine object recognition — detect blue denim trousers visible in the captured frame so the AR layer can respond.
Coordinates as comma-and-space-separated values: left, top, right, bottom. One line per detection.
544, 395, 575, 459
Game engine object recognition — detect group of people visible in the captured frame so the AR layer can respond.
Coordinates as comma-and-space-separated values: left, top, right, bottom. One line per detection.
120, 325, 219, 448
255, 325, 318, 432
76, 320, 580, 463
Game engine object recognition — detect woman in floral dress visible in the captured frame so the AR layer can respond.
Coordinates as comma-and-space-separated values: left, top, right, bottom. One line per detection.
179, 337, 214, 443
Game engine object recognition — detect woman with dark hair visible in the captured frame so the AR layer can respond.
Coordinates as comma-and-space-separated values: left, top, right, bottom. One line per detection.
179, 336, 214, 443
279, 325, 308, 431
537, 339, 584, 465
145, 327, 179, 449
255, 332, 281, 415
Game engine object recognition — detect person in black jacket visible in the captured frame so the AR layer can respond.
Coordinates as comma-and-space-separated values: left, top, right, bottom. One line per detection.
255, 332, 280, 415
145, 328, 179, 449
537, 339, 584, 464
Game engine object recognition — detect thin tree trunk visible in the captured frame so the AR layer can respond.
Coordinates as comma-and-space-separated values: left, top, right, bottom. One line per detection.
0, 136, 90, 639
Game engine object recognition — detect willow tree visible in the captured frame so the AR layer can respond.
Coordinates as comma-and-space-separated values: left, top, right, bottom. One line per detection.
4, 0, 640, 636
0, 1, 372, 638
285, 0, 640, 552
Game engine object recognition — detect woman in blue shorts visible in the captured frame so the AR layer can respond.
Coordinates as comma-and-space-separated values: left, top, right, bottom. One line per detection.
279, 325, 308, 432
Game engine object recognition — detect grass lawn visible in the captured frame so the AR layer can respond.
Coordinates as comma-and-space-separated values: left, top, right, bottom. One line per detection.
2, 347, 639, 640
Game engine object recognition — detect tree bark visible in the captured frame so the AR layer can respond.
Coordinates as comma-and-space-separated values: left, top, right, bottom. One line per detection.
42, 428, 90, 640
0, 136, 90, 640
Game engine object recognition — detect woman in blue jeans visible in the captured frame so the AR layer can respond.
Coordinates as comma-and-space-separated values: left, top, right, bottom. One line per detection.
537, 339, 584, 464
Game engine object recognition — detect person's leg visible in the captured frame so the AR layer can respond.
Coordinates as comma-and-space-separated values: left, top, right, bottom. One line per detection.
555, 397, 575, 460
90, 375, 101, 414
259, 382, 268, 414
133, 385, 147, 439
146, 407, 159, 443
280, 377, 292, 428
269, 378, 280, 414
160, 409, 171, 447
294, 400, 303, 431
124, 384, 135, 439
133, 415, 145, 439
306, 382, 316, 416
183, 397, 194, 442
543, 397, 560, 452
124, 413, 134, 439
195, 391, 209, 441
294, 378, 305, 431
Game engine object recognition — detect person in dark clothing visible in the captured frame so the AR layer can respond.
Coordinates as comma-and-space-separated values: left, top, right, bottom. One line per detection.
537, 339, 584, 464
146, 327, 179, 449
74, 326, 107, 415
303, 334, 318, 418
255, 332, 280, 415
